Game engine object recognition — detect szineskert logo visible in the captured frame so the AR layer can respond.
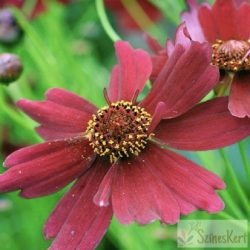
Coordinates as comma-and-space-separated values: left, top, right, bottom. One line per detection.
177, 220, 248, 248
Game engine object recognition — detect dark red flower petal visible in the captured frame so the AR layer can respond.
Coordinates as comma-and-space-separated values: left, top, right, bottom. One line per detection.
32, 88, 97, 140
44, 169, 90, 240
183, 0, 250, 42
147, 145, 225, 213
35, 126, 80, 141
140, 42, 219, 118
160, 147, 225, 190
108, 65, 120, 103
46, 88, 97, 114
17, 92, 93, 139
175, 196, 197, 215
238, 2, 250, 40
211, 0, 238, 40
229, 72, 250, 118
111, 152, 180, 225
148, 102, 166, 133
147, 24, 193, 84
0, 138, 94, 196
75, 205, 112, 250
108, 41, 152, 102
155, 97, 250, 150
17, 99, 86, 135
45, 158, 112, 250
181, 0, 206, 42
150, 53, 168, 83
198, 4, 219, 43
20, 158, 95, 198
198, 0, 243, 42
166, 23, 192, 57
94, 164, 115, 207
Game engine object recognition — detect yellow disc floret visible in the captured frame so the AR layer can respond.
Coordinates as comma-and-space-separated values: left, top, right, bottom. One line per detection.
86, 101, 153, 163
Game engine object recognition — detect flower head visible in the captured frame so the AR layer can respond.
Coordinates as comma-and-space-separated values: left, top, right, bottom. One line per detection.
182, 0, 250, 118
86, 100, 153, 163
1, 40, 250, 249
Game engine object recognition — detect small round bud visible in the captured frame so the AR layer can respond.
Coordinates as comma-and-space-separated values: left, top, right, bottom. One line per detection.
0, 53, 23, 85
0, 9, 23, 44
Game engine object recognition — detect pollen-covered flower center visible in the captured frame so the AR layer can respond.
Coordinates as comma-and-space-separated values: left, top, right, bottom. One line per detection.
212, 39, 250, 72
86, 101, 153, 163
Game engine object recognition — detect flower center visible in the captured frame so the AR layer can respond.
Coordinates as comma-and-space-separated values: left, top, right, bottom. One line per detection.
212, 39, 250, 72
86, 101, 153, 163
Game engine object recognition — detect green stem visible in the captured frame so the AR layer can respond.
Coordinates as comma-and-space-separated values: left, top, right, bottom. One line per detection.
95, 0, 121, 42
238, 141, 250, 182
215, 72, 234, 97
121, 0, 161, 36
220, 191, 245, 219
219, 149, 250, 214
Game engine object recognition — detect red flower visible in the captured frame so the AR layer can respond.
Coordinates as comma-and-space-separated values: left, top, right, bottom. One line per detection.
105, 0, 162, 32
1, 40, 250, 249
0, 0, 71, 18
144, 23, 192, 83
182, 0, 250, 118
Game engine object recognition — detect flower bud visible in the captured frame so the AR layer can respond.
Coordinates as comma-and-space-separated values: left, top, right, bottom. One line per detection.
0, 53, 23, 85
0, 9, 23, 44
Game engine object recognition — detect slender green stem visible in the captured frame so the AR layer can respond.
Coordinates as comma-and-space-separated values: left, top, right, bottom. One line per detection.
219, 149, 250, 214
95, 0, 121, 42
220, 191, 245, 219
215, 72, 234, 97
238, 141, 250, 182
121, 0, 161, 36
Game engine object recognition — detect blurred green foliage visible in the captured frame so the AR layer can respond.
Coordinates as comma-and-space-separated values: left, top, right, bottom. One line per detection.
0, 1, 249, 250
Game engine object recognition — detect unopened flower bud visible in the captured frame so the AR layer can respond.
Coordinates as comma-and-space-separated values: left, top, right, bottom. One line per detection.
0, 9, 23, 44
0, 53, 23, 85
